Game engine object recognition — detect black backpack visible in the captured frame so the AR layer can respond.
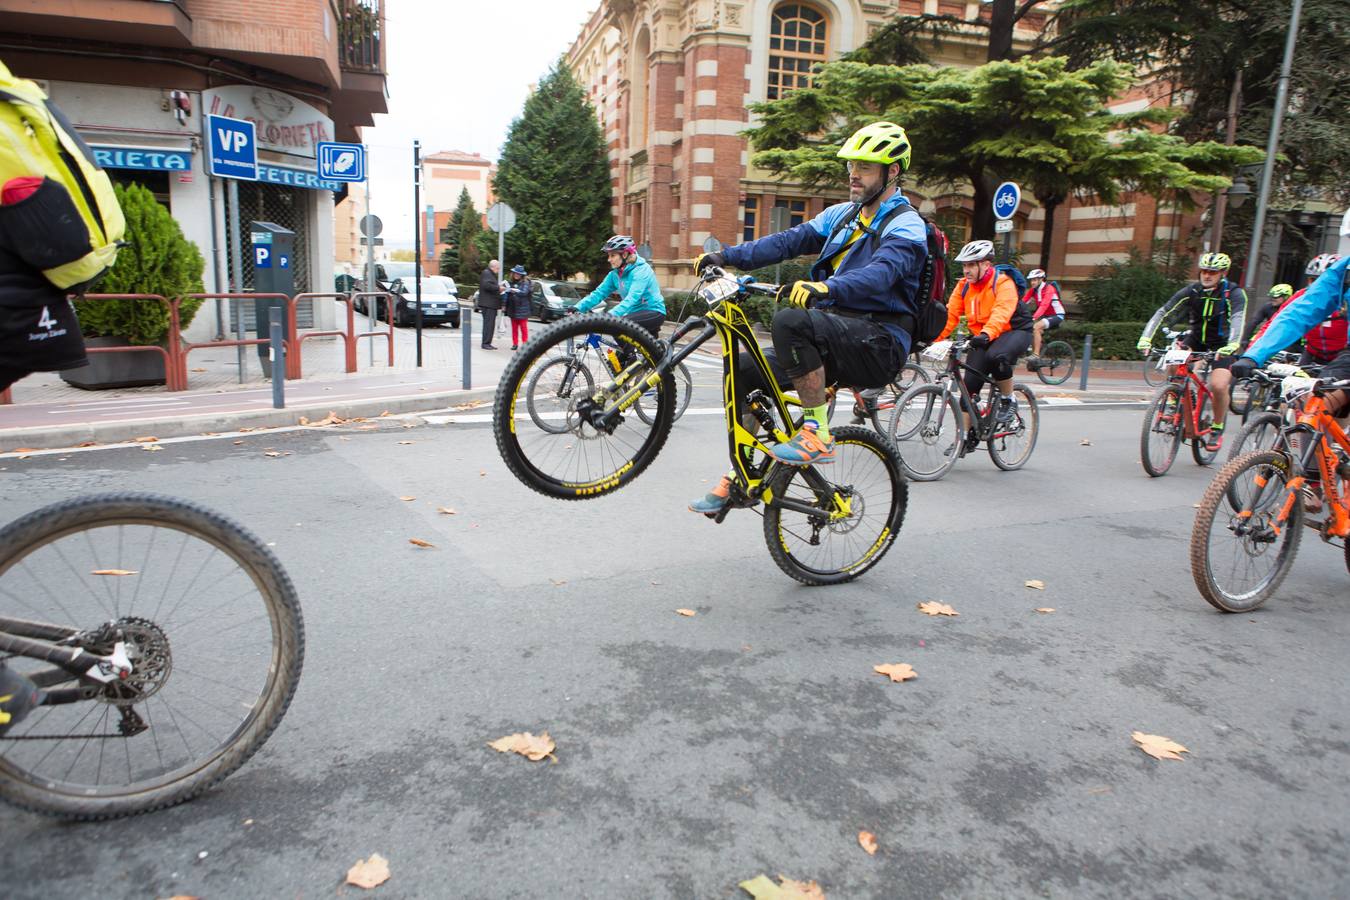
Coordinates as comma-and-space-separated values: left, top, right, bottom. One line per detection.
823, 201, 950, 349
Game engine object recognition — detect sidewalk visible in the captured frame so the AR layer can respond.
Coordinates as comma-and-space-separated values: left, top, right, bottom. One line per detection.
0, 318, 1153, 451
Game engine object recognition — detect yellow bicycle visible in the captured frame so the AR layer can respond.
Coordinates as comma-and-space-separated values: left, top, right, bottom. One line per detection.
492, 268, 907, 585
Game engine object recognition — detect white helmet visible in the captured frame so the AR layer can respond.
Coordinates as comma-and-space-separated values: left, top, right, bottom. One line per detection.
955, 240, 995, 263
1306, 253, 1340, 276
1028, 268, 1046, 280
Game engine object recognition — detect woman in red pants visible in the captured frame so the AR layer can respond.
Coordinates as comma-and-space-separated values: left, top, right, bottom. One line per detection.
503, 264, 533, 350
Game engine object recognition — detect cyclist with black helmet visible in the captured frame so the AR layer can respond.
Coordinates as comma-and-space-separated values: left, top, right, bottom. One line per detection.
686, 121, 926, 512
1136, 251, 1250, 451
573, 235, 666, 338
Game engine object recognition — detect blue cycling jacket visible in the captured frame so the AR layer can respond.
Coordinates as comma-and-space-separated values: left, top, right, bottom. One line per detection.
576, 254, 666, 316
1245, 256, 1350, 365
720, 191, 928, 351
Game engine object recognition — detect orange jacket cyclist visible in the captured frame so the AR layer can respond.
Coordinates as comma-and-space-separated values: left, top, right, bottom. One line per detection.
938, 239, 1032, 428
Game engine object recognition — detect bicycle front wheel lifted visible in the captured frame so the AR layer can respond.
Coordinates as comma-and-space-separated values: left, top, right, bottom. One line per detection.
0, 493, 303, 820
494, 313, 676, 500
763, 426, 907, 585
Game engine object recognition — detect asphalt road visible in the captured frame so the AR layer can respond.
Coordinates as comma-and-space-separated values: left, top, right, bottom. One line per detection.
2, 393, 1347, 899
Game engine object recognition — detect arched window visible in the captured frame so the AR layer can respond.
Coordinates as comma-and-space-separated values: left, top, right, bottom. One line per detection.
768, 4, 828, 100
933, 209, 971, 250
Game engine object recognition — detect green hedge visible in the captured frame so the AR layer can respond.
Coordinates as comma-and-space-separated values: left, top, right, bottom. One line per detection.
1054, 320, 1147, 361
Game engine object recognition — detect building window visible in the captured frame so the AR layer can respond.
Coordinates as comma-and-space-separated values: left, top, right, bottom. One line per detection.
743, 197, 758, 242
768, 4, 828, 100
933, 209, 970, 249
776, 199, 807, 229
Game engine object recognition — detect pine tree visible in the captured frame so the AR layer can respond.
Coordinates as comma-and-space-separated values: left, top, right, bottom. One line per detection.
445, 187, 483, 286
490, 59, 612, 279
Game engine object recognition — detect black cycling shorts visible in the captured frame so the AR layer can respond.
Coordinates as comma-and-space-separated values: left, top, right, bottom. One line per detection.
733, 308, 904, 398
0, 298, 86, 390
1038, 315, 1063, 331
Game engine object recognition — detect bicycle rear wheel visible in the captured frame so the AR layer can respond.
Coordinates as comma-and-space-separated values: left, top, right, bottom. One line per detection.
1036, 341, 1076, 386
890, 383, 962, 481
637, 360, 693, 424
494, 313, 675, 500
763, 426, 907, 586
525, 355, 595, 434
987, 384, 1039, 471
1227, 411, 1283, 462
864, 364, 930, 432
1140, 384, 1184, 477
1190, 451, 1303, 612
0, 493, 303, 820
1142, 354, 1166, 387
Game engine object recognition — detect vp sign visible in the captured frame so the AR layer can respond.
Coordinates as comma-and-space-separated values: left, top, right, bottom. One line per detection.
207, 114, 257, 181
993, 181, 1021, 220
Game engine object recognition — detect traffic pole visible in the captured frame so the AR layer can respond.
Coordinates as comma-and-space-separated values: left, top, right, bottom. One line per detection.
413, 139, 423, 367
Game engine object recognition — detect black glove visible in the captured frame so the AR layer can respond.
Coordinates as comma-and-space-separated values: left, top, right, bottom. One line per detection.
968, 333, 991, 350
776, 281, 829, 309
694, 252, 726, 275
1230, 356, 1258, 381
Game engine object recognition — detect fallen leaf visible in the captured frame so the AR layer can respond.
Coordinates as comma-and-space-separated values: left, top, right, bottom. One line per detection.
550, 578, 566, 586
91, 569, 138, 576
191, 367, 208, 372
356, 423, 380, 431
379, 410, 391, 417
1025, 579, 1045, 590
437, 507, 456, 515
675, 608, 697, 617
917, 601, 959, 617
1080, 438, 1093, 446
142, 444, 164, 452
740, 874, 826, 899
12, 447, 40, 453
16, 455, 29, 459
133, 435, 159, 443
1132, 731, 1189, 762
1035, 607, 1056, 614
163, 895, 201, 900
488, 731, 556, 761
76, 441, 97, 447
233, 440, 245, 445
858, 831, 878, 856
399, 496, 416, 501
298, 416, 311, 425
397, 440, 414, 445
345, 853, 391, 889
873, 663, 916, 683
479, 470, 487, 477
263, 450, 287, 458
453, 400, 485, 410
243, 818, 254, 825
409, 538, 435, 548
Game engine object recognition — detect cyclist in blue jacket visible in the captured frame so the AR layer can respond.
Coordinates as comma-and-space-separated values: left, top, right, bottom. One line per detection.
687, 121, 925, 513
574, 235, 666, 338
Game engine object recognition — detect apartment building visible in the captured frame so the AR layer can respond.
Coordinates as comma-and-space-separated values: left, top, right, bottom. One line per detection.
0, 0, 388, 335
418, 150, 495, 276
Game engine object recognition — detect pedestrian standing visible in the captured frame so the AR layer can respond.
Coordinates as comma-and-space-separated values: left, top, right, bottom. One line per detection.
503, 264, 532, 350
477, 259, 502, 349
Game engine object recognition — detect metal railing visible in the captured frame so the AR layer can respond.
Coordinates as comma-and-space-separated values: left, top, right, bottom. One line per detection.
339, 0, 383, 73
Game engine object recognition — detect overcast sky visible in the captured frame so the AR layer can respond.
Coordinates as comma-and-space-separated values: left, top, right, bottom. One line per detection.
363, 0, 601, 245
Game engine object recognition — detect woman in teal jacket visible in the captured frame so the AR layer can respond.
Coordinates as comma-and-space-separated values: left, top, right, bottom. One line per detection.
574, 235, 666, 337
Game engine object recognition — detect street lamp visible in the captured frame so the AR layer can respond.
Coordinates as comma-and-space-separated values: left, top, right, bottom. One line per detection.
1225, 175, 1252, 209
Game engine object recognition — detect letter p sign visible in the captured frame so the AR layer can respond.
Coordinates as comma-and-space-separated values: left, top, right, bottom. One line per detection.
255, 246, 272, 268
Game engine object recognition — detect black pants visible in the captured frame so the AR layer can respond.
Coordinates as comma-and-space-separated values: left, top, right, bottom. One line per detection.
0, 296, 87, 390
963, 328, 1031, 397
479, 308, 498, 346
735, 307, 904, 397
623, 309, 667, 339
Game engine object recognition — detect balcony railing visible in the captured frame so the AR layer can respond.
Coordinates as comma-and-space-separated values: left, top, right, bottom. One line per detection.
339, 0, 383, 73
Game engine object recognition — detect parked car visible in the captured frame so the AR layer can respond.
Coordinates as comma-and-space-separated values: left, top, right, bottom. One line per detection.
354, 261, 420, 314
530, 280, 583, 322
375, 275, 461, 327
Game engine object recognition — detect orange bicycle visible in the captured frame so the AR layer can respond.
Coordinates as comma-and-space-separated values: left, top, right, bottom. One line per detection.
1190, 373, 1350, 612
1140, 346, 1222, 477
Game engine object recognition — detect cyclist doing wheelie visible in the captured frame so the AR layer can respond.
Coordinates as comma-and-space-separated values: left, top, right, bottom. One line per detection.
572, 234, 666, 339
937, 239, 1032, 439
687, 121, 926, 513
1231, 255, 1350, 514
1022, 268, 1065, 363
1136, 252, 1250, 452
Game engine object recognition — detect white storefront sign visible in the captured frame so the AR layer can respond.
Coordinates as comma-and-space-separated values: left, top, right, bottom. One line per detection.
202, 86, 334, 160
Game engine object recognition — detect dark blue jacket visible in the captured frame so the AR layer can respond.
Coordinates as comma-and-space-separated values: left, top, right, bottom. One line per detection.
503, 277, 532, 319
720, 191, 928, 351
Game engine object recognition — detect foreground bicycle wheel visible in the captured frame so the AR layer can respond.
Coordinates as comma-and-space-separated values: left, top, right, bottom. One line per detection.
1190, 451, 1303, 612
890, 383, 962, 481
763, 426, 907, 585
495, 313, 675, 500
525, 355, 596, 434
0, 494, 303, 820
1140, 384, 1184, 477
1227, 410, 1283, 462
987, 384, 1039, 471
1035, 340, 1076, 386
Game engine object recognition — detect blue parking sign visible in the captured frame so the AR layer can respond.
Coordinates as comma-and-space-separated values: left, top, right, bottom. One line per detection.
207, 114, 257, 181
316, 142, 366, 182
254, 246, 272, 268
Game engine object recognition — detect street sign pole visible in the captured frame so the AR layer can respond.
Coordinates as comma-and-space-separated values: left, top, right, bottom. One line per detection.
992, 181, 1021, 267
364, 168, 376, 366
227, 178, 246, 381
486, 203, 516, 345
413, 140, 423, 367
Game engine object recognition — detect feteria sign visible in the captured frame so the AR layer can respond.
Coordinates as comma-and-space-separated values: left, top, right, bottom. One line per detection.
202, 86, 334, 160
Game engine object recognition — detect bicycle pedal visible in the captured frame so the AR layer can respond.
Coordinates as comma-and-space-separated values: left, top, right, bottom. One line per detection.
710, 506, 732, 524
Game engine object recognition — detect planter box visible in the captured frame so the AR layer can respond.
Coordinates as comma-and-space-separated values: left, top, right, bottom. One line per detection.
59, 336, 168, 390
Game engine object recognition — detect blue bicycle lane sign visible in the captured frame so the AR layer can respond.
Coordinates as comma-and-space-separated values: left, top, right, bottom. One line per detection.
993, 181, 1020, 220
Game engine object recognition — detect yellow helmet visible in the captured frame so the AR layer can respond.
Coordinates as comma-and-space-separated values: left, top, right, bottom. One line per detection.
1268, 283, 1293, 300
1199, 252, 1231, 271
837, 121, 911, 171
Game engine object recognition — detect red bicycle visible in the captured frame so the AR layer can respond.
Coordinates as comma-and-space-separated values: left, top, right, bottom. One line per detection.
1140, 346, 1222, 477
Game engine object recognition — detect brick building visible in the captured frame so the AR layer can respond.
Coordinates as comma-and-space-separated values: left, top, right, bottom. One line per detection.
565, 0, 1218, 294
0, 0, 387, 336
417, 150, 496, 277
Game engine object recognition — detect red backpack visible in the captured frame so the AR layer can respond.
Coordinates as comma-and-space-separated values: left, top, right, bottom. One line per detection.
1306, 307, 1348, 361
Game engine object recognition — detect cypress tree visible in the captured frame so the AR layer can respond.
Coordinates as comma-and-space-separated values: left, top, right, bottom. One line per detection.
490, 59, 612, 279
